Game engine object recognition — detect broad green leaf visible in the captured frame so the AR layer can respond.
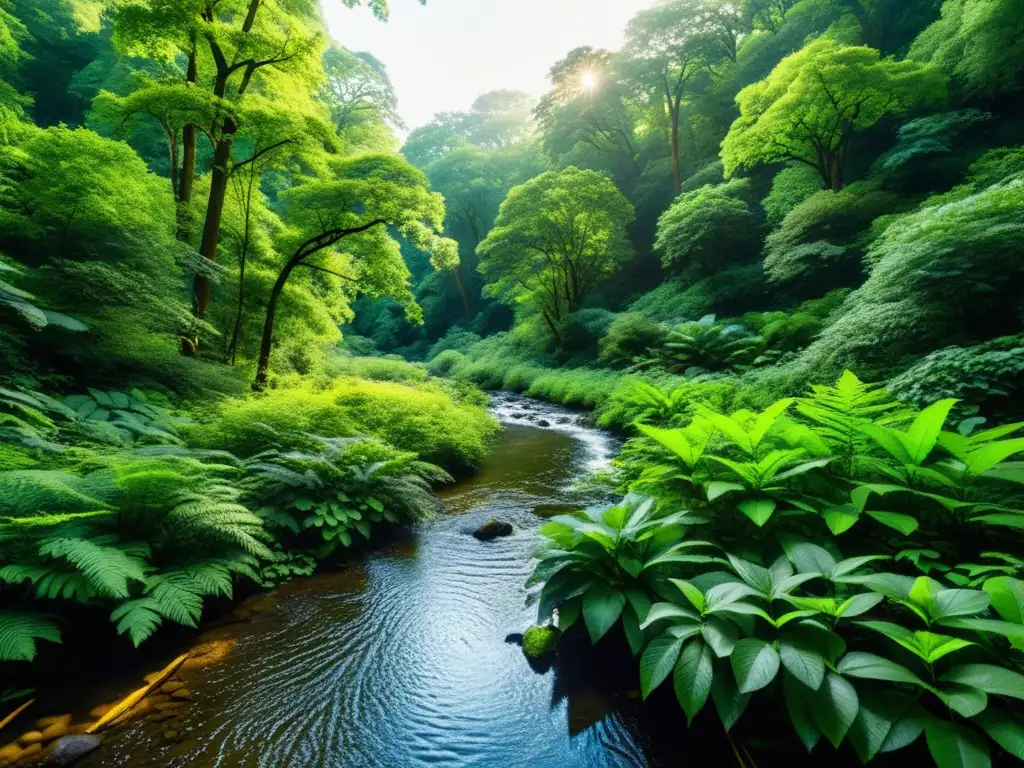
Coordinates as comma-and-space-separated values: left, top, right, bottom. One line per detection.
668, 578, 706, 613
727, 554, 772, 595
710, 661, 749, 731
973, 513, 1024, 530
779, 636, 825, 690
781, 539, 837, 576
848, 689, 910, 765
966, 438, 1024, 475
622, 604, 644, 657
582, 584, 626, 643
837, 652, 927, 687
942, 664, 1024, 701
983, 577, 1024, 624
860, 425, 914, 465
706, 481, 745, 501
936, 683, 989, 718
866, 510, 919, 535
640, 633, 684, 698
731, 638, 780, 693
925, 720, 991, 768
824, 505, 859, 535
810, 671, 859, 748
837, 593, 884, 618
639, 601, 698, 630
939, 618, 1024, 641
932, 589, 990, 620
880, 707, 928, 753
750, 398, 795, 447
674, 638, 713, 724
636, 424, 698, 466
701, 616, 739, 658
851, 483, 907, 512
973, 710, 1024, 760
737, 498, 776, 527
705, 581, 761, 612
904, 399, 958, 464
783, 669, 822, 753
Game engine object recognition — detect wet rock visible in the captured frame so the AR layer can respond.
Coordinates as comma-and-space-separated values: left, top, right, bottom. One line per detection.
522, 624, 559, 661
0, 743, 22, 763
147, 694, 170, 706
39, 721, 70, 742
35, 716, 71, 730
472, 519, 513, 540
531, 503, 578, 519
42, 735, 101, 766
555, 416, 571, 425
170, 689, 191, 701
535, 419, 551, 427
87, 704, 113, 719
19, 743, 42, 761
160, 681, 184, 694
162, 730, 179, 742
19, 731, 44, 746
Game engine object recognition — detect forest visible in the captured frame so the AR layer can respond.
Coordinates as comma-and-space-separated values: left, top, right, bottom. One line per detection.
1, 0, 1023, 766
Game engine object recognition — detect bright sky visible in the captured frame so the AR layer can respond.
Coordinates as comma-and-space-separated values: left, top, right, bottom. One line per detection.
322, 0, 656, 133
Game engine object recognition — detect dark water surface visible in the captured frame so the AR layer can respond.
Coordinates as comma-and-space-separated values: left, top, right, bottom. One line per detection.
81, 394, 673, 768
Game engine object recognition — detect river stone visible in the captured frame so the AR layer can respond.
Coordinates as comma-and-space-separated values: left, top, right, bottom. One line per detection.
472, 519, 513, 540
44, 735, 101, 766
535, 419, 551, 427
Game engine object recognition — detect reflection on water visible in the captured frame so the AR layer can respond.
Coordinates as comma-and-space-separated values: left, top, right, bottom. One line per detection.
81, 394, 662, 768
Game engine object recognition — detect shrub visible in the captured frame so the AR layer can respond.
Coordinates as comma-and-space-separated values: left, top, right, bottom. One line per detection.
186, 379, 498, 472
325, 355, 428, 384
558, 309, 616, 361
629, 264, 770, 324
528, 373, 1024, 767
598, 313, 668, 369
426, 349, 469, 377
340, 334, 378, 357
887, 336, 1024, 417
633, 315, 762, 376
762, 164, 822, 227
426, 327, 482, 360
655, 180, 762, 274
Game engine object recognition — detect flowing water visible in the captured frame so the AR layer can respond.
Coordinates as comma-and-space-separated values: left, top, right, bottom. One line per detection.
78, 393, 680, 768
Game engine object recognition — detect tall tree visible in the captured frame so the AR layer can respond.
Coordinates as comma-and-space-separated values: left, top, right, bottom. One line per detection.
321, 47, 402, 139
254, 153, 456, 388
722, 38, 946, 190
476, 167, 635, 341
623, 0, 743, 195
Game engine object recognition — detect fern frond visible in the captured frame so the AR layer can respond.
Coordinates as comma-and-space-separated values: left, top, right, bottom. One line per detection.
110, 598, 164, 648
36, 536, 148, 598
0, 611, 61, 661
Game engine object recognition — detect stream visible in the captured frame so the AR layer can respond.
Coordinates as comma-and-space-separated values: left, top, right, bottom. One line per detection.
77, 393, 682, 768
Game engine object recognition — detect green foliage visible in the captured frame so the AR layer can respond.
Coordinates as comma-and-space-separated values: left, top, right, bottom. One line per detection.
187, 377, 498, 472
910, 0, 1024, 97
521, 623, 559, 659
0, 611, 61, 662
762, 165, 822, 227
724, 38, 947, 190
633, 315, 763, 376
477, 167, 636, 338
887, 337, 1024, 414
245, 435, 448, 549
654, 180, 762, 274
558, 309, 616, 360
598, 313, 668, 369
529, 371, 1024, 765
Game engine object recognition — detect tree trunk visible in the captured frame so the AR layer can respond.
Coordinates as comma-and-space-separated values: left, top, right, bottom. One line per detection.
254, 262, 293, 390
177, 49, 198, 242
227, 169, 256, 364
452, 267, 471, 318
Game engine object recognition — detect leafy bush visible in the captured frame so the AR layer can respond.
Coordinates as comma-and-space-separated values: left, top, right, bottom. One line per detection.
245, 435, 449, 549
426, 349, 469, 377
633, 315, 762, 376
655, 180, 762, 274
187, 378, 498, 472
629, 264, 770, 323
596, 377, 735, 432
426, 327, 482, 360
61, 388, 187, 446
558, 309, 616, 360
762, 165, 821, 227
325, 355, 428, 384
887, 336, 1024, 416
598, 313, 668, 369
528, 372, 1024, 766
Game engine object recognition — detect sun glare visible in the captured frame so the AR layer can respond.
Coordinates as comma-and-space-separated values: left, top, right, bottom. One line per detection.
581, 71, 598, 90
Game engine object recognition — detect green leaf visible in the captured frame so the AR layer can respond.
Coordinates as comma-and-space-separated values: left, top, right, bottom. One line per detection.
848, 690, 909, 765
838, 652, 928, 687
905, 399, 958, 464
707, 481, 745, 501
668, 578, 706, 612
865, 510, 919, 535
640, 601, 699, 630
731, 638, 780, 694
936, 683, 989, 718
810, 671, 859, 748
973, 710, 1024, 760
965, 438, 1024, 475
931, 589, 990, 620
880, 707, 928, 753
837, 593, 884, 618
781, 539, 837, 575
825, 505, 859, 535
622, 604, 644, 657
938, 618, 1024, 641
942, 664, 1024, 701
784, 670, 822, 753
737, 498, 776, 527
710, 661, 749, 732
582, 584, 626, 643
925, 720, 990, 768
674, 638, 713, 724
779, 635, 825, 690
726, 554, 772, 595
983, 577, 1024, 624
640, 633, 685, 699
701, 617, 739, 658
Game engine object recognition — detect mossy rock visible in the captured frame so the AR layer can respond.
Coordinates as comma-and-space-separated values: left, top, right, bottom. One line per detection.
522, 624, 559, 660
473, 519, 513, 540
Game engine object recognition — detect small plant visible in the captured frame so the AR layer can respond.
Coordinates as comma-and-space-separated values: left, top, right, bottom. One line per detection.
631, 315, 762, 376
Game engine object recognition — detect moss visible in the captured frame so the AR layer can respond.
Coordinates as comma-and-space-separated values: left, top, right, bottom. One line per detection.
522, 624, 559, 660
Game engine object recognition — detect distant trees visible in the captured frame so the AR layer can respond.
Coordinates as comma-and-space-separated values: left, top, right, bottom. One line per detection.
476, 167, 634, 341
722, 39, 946, 190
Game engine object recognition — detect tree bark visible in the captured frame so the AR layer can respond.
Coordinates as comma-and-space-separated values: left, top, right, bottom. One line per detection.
254, 261, 292, 390
177, 48, 198, 242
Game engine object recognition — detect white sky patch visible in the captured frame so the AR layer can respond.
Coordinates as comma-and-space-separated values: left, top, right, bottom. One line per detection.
322, 0, 655, 134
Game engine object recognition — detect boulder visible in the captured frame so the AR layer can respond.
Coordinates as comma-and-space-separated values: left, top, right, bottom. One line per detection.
472, 519, 513, 540
535, 419, 551, 427
43, 735, 101, 766
522, 624, 559, 661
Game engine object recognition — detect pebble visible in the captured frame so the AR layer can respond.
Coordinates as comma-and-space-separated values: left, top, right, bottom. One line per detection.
160, 681, 185, 694
18, 732, 43, 746
170, 689, 191, 700
34, 716, 71, 730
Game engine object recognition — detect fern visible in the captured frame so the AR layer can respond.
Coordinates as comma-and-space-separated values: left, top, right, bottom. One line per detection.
35, 535, 148, 598
0, 470, 108, 517
0, 611, 62, 662
110, 599, 165, 648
